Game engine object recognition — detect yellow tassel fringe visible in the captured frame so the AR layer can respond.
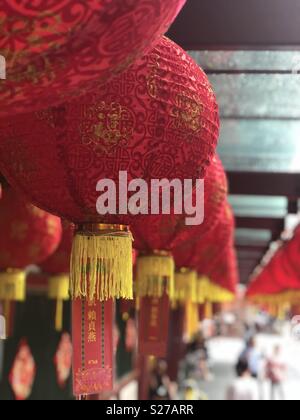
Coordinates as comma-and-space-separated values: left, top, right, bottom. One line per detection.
185, 301, 200, 341
70, 229, 133, 302
197, 276, 235, 304
48, 275, 70, 301
48, 275, 70, 331
248, 290, 300, 306
0, 270, 26, 301
174, 269, 197, 303
136, 254, 175, 298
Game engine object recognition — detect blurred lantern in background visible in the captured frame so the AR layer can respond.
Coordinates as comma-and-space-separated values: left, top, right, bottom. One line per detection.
54, 333, 73, 390
0, 188, 62, 335
0, 36, 219, 397
9, 339, 36, 401
247, 227, 300, 316
0, 0, 186, 117
40, 223, 74, 332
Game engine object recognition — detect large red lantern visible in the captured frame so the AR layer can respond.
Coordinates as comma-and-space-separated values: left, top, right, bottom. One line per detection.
0, 0, 186, 117
0, 187, 62, 333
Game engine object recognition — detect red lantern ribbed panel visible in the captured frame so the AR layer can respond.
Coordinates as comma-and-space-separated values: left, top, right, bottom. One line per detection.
0, 37, 219, 224
0, 0, 186, 117
0, 188, 62, 269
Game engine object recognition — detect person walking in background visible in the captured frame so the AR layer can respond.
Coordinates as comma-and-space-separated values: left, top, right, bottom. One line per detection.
239, 336, 265, 399
266, 345, 287, 401
149, 359, 174, 401
226, 359, 259, 401
239, 336, 263, 378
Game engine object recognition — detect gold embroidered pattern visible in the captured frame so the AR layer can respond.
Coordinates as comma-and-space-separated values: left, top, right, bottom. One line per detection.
80, 102, 135, 148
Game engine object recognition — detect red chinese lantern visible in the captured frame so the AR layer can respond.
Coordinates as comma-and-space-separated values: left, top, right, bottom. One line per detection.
0, 188, 62, 333
40, 223, 74, 332
0, 0, 186, 117
0, 37, 219, 394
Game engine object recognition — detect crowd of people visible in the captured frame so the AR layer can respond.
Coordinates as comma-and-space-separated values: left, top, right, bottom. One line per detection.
147, 323, 288, 401
226, 337, 287, 401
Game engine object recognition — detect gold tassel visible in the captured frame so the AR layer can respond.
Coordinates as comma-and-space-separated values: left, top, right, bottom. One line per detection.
0, 269, 26, 301
174, 269, 197, 303
207, 281, 235, 303
277, 303, 286, 321
196, 277, 210, 304
185, 301, 199, 341
136, 252, 174, 298
70, 224, 133, 302
48, 275, 69, 332
0, 269, 26, 335
55, 299, 64, 332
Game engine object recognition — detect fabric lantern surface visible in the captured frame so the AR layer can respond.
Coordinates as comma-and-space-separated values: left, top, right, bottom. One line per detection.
40, 223, 74, 331
0, 36, 219, 304
270, 246, 300, 292
0, 0, 186, 117
283, 227, 300, 276
247, 266, 283, 300
0, 187, 62, 333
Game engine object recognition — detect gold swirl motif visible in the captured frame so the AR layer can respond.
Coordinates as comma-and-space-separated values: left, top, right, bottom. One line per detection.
172, 93, 204, 133
80, 102, 135, 148
1, 12, 65, 52
146, 49, 204, 134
